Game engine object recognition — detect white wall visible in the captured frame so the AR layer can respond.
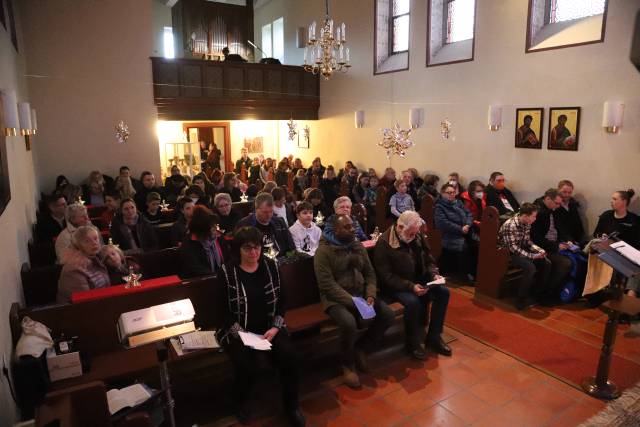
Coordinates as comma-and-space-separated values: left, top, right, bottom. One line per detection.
255, 0, 640, 231
21, 0, 161, 192
0, 2, 39, 425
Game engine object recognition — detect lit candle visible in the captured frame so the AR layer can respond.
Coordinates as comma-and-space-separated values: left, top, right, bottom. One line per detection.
328, 19, 334, 38
311, 21, 316, 40
341, 23, 346, 41
336, 27, 341, 43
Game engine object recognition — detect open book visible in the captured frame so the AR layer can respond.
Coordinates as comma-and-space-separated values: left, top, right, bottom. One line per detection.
611, 241, 640, 266
106, 383, 152, 415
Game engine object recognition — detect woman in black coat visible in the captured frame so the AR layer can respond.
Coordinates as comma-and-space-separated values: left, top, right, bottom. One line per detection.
178, 205, 225, 278
110, 198, 159, 253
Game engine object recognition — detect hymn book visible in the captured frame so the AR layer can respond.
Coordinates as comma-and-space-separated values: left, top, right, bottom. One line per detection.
106, 383, 152, 415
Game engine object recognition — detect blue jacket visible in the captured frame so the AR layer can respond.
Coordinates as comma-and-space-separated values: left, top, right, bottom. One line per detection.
322, 214, 369, 242
434, 197, 473, 252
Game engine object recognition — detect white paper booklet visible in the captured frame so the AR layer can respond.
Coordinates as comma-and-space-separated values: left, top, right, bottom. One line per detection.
238, 331, 272, 351
425, 276, 446, 287
611, 241, 640, 266
106, 383, 152, 415
179, 331, 219, 350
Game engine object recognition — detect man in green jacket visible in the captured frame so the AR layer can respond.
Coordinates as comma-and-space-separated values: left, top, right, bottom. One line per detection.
314, 215, 394, 388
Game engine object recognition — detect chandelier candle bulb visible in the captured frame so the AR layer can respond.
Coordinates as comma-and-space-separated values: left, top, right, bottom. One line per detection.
341, 22, 346, 41
1, 90, 20, 135
336, 27, 341, 42
18, 102, 32, 134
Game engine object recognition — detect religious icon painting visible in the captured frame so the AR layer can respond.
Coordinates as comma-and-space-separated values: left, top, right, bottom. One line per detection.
548, 107, 581, 151
515, 108, 544, 149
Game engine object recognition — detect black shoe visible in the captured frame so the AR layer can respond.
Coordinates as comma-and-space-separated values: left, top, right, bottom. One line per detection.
426, 336, 452, 356
286, 409, 306, 427
515, 297, 537, 311
355, 349, 371, 373
405, 343, 428, 360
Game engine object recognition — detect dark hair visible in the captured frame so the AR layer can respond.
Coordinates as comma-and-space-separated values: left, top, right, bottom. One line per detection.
616, 189, 636, 206
48, 191, 66, 204
192, 175, 205, 184
543, 188, 560, 200
296, 201, 314, 215
146, 191, 162, 203
119, 198, 137, 214
119, 166, 130, 173
424, 174, 439, 186
140, 171, 153, 181
223, 172, 236, 189
55, 175, 69, 189
519, 202, 539, 216
186, 185, 205, 199
246, 184, 258, 198
177, 196, 194, 212
523, 115, 533, 122
104, 189, 121, 200
272, 187, 286, 201
489, 171, 504, 182
558, 114, 568, 121
231, 226, 263, 264
357, 172, 370, 187
305, 188, 323, 201
440, 183, 455, 193
467, 180, 484, 194
189, 205, 217, 237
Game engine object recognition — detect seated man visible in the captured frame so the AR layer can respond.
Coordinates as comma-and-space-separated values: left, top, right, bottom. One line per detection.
134, 171, 164, 212
498, 203, 551, 310
486, 171, 520, 217
36, 191, 67, 242
531, 189, 574, 302
314, 215, 394, 388
555, 179, 585, 244
374, 211, 451, 360
289, 201, 322, 256
235, 192, 295, 257
55, 203, 94, 263
99, 190, 120, 230
322, 196, 369, 241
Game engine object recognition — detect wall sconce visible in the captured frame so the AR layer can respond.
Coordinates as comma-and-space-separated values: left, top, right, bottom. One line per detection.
602, 101, 624, 133
1, 90, 20, 136
409, 108, 423, 129
488, 105, 502, 131
354, 110, 365, 128
18, 102, 33, 150
31, 109, 38, 135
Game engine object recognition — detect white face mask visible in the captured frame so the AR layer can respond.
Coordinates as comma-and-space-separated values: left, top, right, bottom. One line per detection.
475, 191, 484, 199
449, 180, 457, 186
191, 197, 199, 203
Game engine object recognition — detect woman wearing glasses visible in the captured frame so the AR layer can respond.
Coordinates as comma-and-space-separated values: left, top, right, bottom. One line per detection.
216, 226, 305, 427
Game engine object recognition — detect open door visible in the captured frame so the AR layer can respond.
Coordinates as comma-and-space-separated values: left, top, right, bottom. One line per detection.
183, 122, 232, 172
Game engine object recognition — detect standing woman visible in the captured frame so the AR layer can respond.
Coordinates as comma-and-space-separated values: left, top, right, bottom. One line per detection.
594, 189, 640, 248
216, 227, 305, 426
207, 142, 222, 170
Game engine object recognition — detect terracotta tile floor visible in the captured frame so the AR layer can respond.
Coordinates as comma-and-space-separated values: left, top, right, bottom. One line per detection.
202, 288, 640, 427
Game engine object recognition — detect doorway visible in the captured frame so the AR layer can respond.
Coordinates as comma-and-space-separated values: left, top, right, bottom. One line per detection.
183, 122, 232, 172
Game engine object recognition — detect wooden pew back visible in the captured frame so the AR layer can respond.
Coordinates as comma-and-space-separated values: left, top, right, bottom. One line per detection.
232, 201, 253, 218
475, 206, 510, 298
375, 186, 392, 231
419, 195, 443, 260
352, 203, 368, 236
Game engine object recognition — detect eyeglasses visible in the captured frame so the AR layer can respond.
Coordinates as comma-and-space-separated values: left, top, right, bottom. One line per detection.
240, 244, 262, 253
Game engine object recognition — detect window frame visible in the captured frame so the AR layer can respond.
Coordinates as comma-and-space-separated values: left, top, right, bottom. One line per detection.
426, 0, 477, 67
389, 0, 410, 55
525, 0, 609, 53
373, 0, 410, 76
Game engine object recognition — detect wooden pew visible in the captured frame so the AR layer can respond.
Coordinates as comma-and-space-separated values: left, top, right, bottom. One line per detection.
419, 195, 443, 260
375, 186, 392, 231
475, 206, 512, 298
232, 201, 253, 218
28, 239, 57, 268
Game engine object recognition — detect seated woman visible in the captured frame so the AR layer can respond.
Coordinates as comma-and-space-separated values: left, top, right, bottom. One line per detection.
216, 227, 304, 426
293, 169, 307, 200
110, 198, 159, 253
164, 165, 189, 204
170, 196, 195, 246
56, 203, 93, 263
99, 244, 140, 285
192, 173, 216, 200
303, 188, 331, 220
275, 160, 289, 187
214, 193, 242, 234
57, 226, 109, 303
418, 174, 440, 201
220, 172, 243, 202
100, 190, 121, 229
460, 180, 486, 227
319, 165, 339, 208
114, 175, 136, 200
594, 189, 640, 246
142, 191, 164, 225
83, 179, 105, 207
435, 184, 475, 282
179, 206, 225, 279
272, 187, 296, 227
351, 172, 370, 205
186, 185, 211, 209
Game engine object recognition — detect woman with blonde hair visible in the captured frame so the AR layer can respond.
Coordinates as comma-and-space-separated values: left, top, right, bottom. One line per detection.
115, 175, 136, 200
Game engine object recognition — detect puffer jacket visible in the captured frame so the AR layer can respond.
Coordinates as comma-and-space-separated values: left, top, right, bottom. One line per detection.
314, 233, 377, 311
434, 197, 473, 252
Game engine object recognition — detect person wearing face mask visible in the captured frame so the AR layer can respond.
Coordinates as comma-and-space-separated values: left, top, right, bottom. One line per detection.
374, 211, 451, 361
498, 203, 551, 310
447, 172, 465, 198
435, 184, 476, 282
555, 180, 585, 244
460, 180, 487, 226
486, 171, 520, 218
57, 226, 109, 303
98, 244, 140, 285
110, 198, 159, 253
314, 214, 394, 388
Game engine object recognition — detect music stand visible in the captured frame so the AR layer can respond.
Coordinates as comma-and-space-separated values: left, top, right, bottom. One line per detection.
581, 241, 640, 399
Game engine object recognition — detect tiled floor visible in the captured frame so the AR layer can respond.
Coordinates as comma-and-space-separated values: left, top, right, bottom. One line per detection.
202, 289, 640, 427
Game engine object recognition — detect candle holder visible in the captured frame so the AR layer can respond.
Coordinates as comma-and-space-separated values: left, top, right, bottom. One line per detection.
123, 266, 143, 289
370, 226, 381, 242
264, 244, 279, 260
315, 211, 325, 226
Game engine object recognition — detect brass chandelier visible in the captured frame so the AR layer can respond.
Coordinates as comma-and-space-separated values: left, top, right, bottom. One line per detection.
303, 0, 351, 80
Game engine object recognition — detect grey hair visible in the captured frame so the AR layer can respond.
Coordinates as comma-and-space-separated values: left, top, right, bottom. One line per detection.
214, 193, 232, 207
397, 210, 424, 229
254, 192, 274, 209
333, 196, 352, 211
71, 225, 100, 248
65, 203, 88, 224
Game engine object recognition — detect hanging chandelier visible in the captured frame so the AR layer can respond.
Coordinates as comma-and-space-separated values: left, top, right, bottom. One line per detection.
303, 0, 351, 80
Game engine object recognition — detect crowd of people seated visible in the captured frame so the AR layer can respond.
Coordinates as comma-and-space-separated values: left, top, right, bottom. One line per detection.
29, 152, 640, 426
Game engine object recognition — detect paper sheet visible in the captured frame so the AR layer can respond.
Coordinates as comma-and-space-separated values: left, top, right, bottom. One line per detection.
611, 241, 640, 266
238, 331, 272, 351
425, 276, 446, 287
106, 383, 151, 415
179, 331, 219, 350
352, 296, 376, 320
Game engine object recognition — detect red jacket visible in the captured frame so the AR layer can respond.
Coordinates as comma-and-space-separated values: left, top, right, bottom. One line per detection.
460, 191, 486, 226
